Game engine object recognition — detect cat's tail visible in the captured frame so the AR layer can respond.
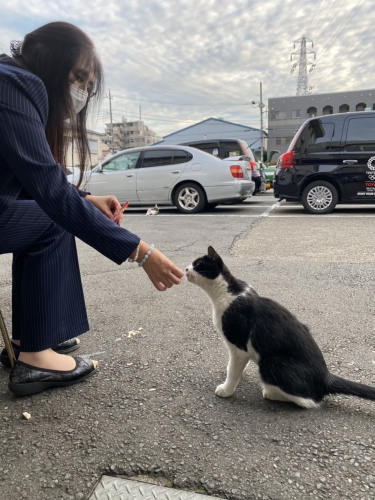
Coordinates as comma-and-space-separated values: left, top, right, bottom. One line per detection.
327, 373, 375, 400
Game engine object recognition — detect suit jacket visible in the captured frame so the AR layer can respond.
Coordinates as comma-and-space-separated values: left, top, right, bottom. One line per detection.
0, 57, 140, 264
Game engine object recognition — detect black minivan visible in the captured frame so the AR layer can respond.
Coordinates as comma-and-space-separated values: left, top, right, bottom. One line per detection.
273, 111, 375, 213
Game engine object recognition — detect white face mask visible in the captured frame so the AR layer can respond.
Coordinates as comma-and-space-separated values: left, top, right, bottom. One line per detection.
69, 84, 88, 114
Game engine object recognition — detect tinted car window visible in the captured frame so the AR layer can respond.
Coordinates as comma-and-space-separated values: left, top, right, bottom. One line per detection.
172, 150, 190, 164
294, 120, 334, 154
190, 142, 220, 156
222, 142, 242, 158
241, 142, 256, 161
142, 150, 173, 168
344, 118, 375, 152
102, 151, 140, 171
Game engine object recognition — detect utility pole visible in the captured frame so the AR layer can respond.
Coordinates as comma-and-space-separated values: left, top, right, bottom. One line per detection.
260, 82, 263, 163
105, 89, 114, 152
251, 83, 266, 162
290, 36, 316, 95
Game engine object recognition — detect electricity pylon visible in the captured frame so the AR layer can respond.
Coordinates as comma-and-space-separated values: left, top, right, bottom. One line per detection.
290, 36, 316, 95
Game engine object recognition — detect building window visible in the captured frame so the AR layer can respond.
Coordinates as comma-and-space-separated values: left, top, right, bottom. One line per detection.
307, 107, 317, 118
271, 111, 286, 120
323, 105, 333, 115
339, 104, 350, 113
356, 102, 366, 111
292, 110, 302, 119
275, 137, 293, 146
88, 140, 98, 154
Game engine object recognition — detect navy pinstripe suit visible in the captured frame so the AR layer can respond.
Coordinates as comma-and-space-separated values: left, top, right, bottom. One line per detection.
0, 56, 140, 351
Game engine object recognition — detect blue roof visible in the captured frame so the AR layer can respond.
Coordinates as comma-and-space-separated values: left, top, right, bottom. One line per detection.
161, 117, 259, 139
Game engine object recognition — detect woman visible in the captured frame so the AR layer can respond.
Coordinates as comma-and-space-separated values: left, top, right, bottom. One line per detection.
0, 22, 184, 396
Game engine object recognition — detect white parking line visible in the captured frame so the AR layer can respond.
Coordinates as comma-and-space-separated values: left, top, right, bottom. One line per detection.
126, 214, 261, 217
269, 214, 375, 217
126, 202, 282, 218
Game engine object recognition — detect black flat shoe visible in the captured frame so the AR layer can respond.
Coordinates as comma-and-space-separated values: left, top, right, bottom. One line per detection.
0, 338, 80, 368
8, 357, 97, 396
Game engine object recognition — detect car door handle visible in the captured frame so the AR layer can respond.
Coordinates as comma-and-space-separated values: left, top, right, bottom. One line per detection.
342, 160, 358, 164
172, 170, 180, 173
126, 173, 134, 177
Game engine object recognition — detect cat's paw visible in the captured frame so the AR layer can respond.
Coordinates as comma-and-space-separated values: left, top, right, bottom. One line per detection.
215, 384, 234, 398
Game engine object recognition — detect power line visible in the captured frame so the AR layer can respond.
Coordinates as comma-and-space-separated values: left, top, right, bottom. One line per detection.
312, 17, 375, 88
276, 0, 347, 97
107, 113, 262, 127
315, 39, 375, 91
304, 0, 328, 36
109, 87, 245, 98
314, 0, 365, 63
309, 0, 341, 41
96, 106, 263, 127
111, 94, 247, 107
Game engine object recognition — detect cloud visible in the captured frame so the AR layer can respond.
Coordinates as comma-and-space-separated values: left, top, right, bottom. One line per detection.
1, 0, 374, 137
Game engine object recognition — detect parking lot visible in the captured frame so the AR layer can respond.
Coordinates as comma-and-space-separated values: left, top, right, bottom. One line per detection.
1, 191, 375, 500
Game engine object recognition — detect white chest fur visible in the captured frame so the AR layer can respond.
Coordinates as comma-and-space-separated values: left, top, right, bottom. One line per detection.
208, 280, 259, 364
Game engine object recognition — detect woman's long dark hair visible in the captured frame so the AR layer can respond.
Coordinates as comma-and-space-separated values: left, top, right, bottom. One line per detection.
16, 22, 103, 188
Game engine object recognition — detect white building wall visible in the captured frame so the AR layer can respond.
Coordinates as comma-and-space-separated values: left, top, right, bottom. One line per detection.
66, 129, 105, 168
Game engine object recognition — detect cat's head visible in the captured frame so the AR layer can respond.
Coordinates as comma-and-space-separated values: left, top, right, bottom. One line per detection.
185, 246, 224, 287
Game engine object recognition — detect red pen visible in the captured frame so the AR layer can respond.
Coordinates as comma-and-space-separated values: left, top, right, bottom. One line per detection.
113, 201, 129, 223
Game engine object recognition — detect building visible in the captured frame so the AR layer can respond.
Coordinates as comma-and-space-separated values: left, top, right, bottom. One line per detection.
154, 117, 265, 157
102, 119, 162, 152
66, 129, 105, 169
267, 89, 375, 160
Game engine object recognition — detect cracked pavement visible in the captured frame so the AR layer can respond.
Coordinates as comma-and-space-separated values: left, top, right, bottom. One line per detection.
1, 195, 375, 500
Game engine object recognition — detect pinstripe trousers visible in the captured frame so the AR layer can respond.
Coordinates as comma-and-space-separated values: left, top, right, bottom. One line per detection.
0, 199, 89, 352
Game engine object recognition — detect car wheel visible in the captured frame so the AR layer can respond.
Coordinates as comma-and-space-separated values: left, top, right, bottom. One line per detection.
301, 181, 338, 214
173, 183, 206, 213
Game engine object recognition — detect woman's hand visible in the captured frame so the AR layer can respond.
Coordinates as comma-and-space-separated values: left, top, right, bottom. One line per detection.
85, 195, 122, 225
132, 242, 184, 291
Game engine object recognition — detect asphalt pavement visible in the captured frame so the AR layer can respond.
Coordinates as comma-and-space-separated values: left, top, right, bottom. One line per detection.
1, 192, 375, 500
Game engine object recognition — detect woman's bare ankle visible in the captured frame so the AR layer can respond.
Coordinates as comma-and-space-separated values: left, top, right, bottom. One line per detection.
11, 339, 20, 347
18, 349, 97, 371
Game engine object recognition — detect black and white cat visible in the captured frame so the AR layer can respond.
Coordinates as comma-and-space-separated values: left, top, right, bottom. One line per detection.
185, 246, 375, 409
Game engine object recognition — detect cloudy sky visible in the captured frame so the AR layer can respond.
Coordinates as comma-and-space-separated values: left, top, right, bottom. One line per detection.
1, 0, 373, 137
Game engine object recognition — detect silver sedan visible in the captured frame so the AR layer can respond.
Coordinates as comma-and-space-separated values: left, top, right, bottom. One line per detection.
68, 145, 255, 214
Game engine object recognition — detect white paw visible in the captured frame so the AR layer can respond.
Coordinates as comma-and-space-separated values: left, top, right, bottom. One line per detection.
215, 384, 234, 398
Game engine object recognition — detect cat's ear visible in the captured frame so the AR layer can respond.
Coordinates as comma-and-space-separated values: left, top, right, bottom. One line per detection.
208, 246, 218, 258
208, 246, 224, 270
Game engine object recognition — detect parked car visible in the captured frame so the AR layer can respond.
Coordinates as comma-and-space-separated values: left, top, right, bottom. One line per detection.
257, 161, 268, 191
263, 163, 276, 189
273, 111, 375, 214
67, 145, 255, 214
181, 138, 266, 195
